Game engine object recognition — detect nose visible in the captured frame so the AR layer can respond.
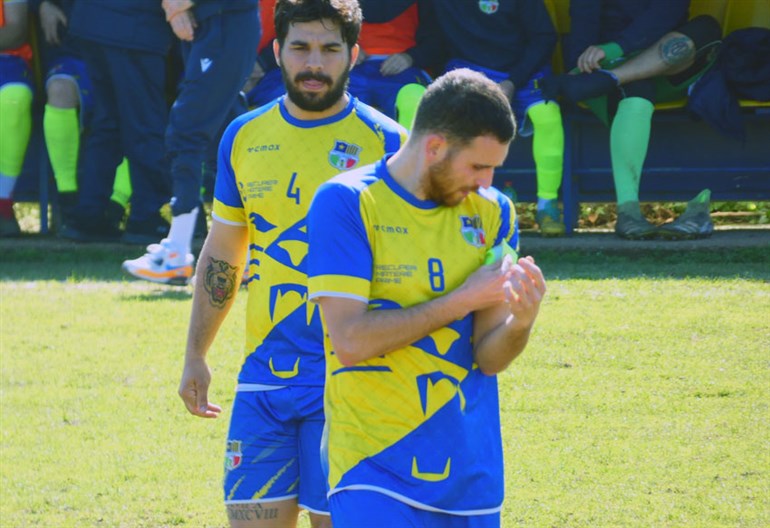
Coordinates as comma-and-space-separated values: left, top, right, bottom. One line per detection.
476, 169, 495, 189
306, 48, 323, 71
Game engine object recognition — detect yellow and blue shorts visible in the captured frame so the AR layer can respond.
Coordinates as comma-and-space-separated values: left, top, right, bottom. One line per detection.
330, 489, 501, 528
223, 384, 329, 515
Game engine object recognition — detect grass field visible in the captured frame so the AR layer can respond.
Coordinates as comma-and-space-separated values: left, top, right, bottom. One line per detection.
1, 240, 769, 527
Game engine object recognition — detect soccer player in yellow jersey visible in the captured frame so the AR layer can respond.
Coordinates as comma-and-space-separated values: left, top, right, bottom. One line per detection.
308, 68, 546, 527
178, 1, 406, 527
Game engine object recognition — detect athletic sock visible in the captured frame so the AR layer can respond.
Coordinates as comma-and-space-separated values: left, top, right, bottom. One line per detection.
528, 102, 564, 204
167, 207, 199, 257
0, 84, 34, 200
685, 189, 711, 215
395, 83, 426, 130
43, 104, 80, 193
110, 158, 132, 208
610, 97, 654, 205
560, 69, 620, 103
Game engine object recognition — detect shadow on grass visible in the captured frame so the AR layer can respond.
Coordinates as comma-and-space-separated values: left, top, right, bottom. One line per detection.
530, 246, 770, 280
1, 235, 769, 282
120, 290, 192, 302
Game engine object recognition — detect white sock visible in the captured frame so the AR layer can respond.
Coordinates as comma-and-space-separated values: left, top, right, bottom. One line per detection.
167, 207, 198, 255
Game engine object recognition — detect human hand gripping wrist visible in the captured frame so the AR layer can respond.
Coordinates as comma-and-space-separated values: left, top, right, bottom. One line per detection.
454, 259, 516, 318
162, 0, 196, 41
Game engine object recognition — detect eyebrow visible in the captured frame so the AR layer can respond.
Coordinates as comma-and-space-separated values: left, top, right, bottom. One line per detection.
288, 39, 343, 47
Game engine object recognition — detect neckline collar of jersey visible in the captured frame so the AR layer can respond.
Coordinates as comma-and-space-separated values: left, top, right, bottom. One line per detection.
278, 94, 355, 128
378, 154, 440, 210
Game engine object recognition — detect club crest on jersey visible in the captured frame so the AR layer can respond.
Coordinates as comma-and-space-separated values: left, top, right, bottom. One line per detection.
329, 140, 362, 170
460, 215, 486, 247
479, 0, 499, 14
225, 440, 243, 470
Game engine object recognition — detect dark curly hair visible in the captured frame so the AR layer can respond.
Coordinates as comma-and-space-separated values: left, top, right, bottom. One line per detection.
274, 0, 363, 49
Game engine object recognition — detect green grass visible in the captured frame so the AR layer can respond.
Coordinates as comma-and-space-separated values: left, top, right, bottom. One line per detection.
1, 242, 769, 527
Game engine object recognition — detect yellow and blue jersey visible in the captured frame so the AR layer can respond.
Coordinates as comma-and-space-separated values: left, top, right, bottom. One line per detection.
213, 96, 407, 387
307, 156, 519, 514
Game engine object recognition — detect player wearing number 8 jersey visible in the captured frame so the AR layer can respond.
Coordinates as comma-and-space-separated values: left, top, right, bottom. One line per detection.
178, 1, 405, 526
308, 68, 546, 526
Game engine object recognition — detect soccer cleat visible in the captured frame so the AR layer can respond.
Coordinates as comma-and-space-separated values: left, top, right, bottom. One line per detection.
614, 212, 658, 240
122, 239, 194, 286
658, 208, 713, 240
658, 190, 714, 240
535, 203, 566, 237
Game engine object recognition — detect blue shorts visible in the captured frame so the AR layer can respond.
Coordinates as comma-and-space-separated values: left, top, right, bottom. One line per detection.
45, 55, 94, 124
445, 59, 555, 138
330, 490, 501, 528
0, 54, 33, 90
348, 58, 432, 119
224, 385, 329, 515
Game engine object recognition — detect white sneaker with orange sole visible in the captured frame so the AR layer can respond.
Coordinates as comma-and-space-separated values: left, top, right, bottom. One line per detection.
122, 239, 194, 286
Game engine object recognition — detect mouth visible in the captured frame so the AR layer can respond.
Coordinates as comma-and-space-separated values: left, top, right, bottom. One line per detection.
295, 74, 331, 92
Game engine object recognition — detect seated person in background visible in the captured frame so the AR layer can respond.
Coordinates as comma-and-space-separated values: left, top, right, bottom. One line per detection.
242, 0, 284, 109
542, 0, 722, 240
34, 0, 131, 232
349, 0, 441, 129
435, 0, 567, 236
0, 0, 33, 237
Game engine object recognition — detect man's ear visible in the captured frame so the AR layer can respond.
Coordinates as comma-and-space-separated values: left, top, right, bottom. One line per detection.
423, 134, 448, 163
273, 39, 281, 66
349, 43, 360, 70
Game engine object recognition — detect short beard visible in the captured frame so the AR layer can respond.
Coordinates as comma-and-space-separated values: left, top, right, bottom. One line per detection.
426, 149, 472, 206
282, 65, 350, 113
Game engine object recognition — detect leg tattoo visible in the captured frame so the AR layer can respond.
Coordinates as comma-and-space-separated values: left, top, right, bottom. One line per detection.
659, 36, 694, 66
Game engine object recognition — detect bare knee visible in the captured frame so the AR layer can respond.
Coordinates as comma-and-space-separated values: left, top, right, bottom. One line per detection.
657, 32, 695, 69
308, 512, 332, 528
46, 77, 79, 109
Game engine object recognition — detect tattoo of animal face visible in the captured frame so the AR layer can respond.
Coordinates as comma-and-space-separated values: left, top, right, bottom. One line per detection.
659, 36, 694, 66
204, 258, 237, 308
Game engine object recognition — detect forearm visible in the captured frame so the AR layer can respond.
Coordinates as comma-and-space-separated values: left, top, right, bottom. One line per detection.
323, 289, 472, 366
184, 227, 247, 362
473, 314, 533, 375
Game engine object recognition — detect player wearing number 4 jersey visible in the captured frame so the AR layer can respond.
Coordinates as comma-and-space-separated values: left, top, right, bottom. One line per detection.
178, 1, 405, 527
308, 68, 546, 527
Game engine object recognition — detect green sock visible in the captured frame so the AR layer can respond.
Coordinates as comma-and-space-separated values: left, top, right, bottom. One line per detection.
528, 102, 564, 202
110, 158, 132, 207
44, 104, 80, 194
610, 97, 654, 206
395, 83, 426, 130
0, 84, 33, 187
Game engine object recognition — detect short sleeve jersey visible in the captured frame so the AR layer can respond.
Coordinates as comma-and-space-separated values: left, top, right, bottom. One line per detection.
307, 157, 519, 514
214, 96, 406, 387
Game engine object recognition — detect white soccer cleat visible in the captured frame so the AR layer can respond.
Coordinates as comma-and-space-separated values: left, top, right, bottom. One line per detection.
122, 239, 194, 286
